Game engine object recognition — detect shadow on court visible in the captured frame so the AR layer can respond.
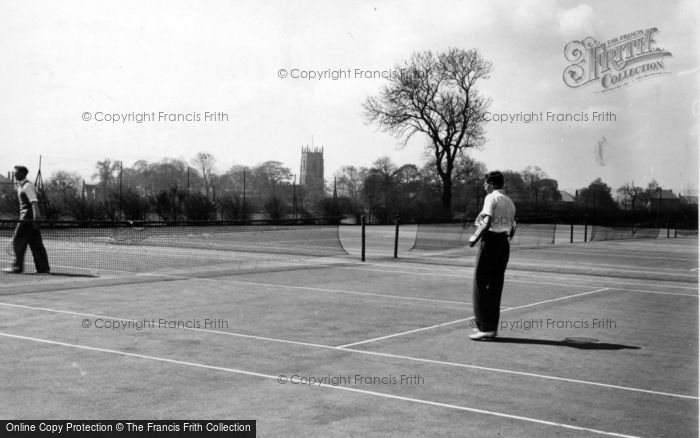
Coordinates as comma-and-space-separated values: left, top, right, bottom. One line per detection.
487, 336, 641, 350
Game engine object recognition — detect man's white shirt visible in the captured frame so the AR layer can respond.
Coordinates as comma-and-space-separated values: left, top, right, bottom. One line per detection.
479, 189, 516, 233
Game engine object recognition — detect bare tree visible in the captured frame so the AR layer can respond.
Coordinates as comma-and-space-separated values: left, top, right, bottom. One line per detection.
363, 47, 492, 215
192, 152, 216, 199
92, 158, 120, 203
333, 166, 366, 198
617, 182, 644, 210
48, 171, 82, 201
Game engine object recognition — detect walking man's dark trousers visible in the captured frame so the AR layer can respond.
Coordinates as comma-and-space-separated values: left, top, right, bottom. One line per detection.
473, 231, 510, 332
12, 221, 50, 273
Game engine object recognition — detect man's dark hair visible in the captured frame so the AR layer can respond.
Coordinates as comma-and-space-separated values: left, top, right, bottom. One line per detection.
14, 165, 29, 175
485, 171, 504, 189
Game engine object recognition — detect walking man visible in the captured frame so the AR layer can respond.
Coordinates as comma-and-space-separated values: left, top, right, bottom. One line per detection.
469, 171, 515, 340
3, 166, 50, 274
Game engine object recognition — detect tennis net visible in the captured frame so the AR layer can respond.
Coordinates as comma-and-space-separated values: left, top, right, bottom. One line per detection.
411, 221, 557, 252
0, 219, 347, 281
589, 225, 661, 241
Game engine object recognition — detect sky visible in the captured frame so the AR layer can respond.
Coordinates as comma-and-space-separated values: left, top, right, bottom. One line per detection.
1, 0, 698, 194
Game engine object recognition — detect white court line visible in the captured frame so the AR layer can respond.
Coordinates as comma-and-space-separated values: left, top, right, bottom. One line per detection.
332, 265, 699, 295
396, 250, 698, 270
213, 279, 478, 307
37, 270, 482, 309
518, 248, 698, 262
605, 288, 698, 297
0, 331, 642, 438
1, 260, 695, 302
212, 272, 697, 299
511, 258, 696, 273
336, 288, 611, 348
0, 301, 694, 400
342, 262, 694, 283
508, 260, 697, 278
335, 317, 475, 349
350, 260, 700, 288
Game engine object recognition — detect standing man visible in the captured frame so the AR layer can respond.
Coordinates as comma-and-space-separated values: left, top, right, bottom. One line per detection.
2, 166, 50, 274
469, 171, 515, 340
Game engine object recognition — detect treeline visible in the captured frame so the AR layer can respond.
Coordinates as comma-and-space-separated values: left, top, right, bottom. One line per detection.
0, 152, 696, 228
0, 155, 303, 222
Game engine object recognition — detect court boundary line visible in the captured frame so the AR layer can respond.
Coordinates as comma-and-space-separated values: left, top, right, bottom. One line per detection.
336, 288, 611, 348
189, 271, 698, 299
0, 331, 643, 438
2, 250, 696, 295
0, 301, 695, 400
355, 262, 697, 280
513, 248, 698, 263
508, 260, 697, 278
340, 264, 699, 284
210, 274, 697, 300
1, 267, 695, 299
604, 288, 698, 297
206, 279, 482, 308
4, 259, 697, 293
335, 264, 699, 294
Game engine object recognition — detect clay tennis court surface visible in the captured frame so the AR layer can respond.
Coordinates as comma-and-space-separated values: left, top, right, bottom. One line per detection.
1, 225, 697, 437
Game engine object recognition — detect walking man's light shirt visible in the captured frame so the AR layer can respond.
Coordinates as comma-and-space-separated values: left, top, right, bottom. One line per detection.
18, 178, 40, 221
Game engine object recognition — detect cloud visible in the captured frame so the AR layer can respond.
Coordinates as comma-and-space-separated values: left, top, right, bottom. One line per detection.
557, 4, 595, 38
509, 0, 558, 31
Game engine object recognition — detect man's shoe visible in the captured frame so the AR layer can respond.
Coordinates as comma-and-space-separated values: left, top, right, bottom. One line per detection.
2, 267, 22, 274
469, 329, 497, 340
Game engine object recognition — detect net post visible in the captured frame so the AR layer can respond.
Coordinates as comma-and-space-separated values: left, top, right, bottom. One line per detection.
361, 215, 366, 262
570, 222, 574, 244
584, 221, 588, 243
667, 224, 670, 238
394, 215, 400, 259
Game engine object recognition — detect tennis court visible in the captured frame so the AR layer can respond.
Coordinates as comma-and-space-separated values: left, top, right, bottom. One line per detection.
0, 223, 697, 437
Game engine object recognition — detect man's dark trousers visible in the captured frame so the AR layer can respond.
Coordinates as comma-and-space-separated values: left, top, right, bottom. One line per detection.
473, 231, 510, 332
12, 222, 50, 273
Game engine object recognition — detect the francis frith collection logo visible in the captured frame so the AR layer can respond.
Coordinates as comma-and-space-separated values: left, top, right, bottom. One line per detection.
563, 28, 672, 92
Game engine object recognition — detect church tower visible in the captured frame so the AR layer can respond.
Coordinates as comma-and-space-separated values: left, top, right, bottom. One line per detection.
300, 146, 325, 205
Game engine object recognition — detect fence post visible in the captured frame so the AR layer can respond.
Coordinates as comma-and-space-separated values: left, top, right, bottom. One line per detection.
361, 215, 366, 262
394, 215, 400, 259
570, 222, 574, 244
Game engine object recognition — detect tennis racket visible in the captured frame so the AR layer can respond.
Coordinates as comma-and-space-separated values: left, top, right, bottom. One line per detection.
468, 217, 489, 247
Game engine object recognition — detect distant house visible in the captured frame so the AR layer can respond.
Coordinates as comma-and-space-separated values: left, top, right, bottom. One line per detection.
680, 194, 699, 205
0, 172, 13, 192
649, 189, 682, 212
558, 190, 576, 203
